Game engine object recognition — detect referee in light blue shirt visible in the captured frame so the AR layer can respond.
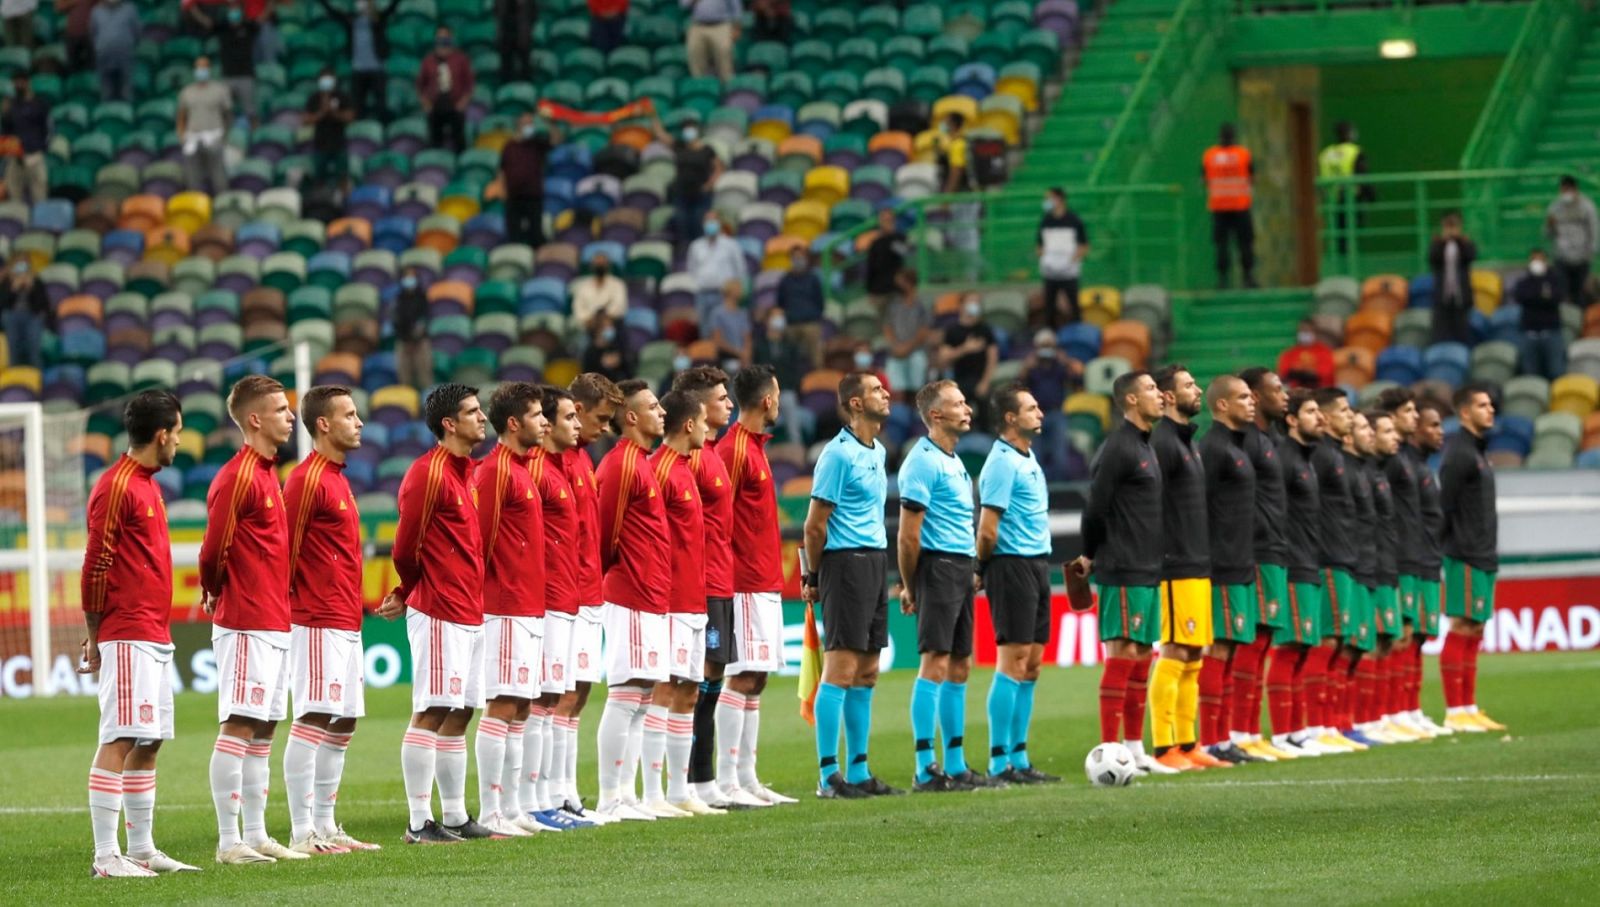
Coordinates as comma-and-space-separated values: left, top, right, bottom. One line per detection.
803, 371, 896, 799
896, 380, 1004, 792
976, 382, 1061, 784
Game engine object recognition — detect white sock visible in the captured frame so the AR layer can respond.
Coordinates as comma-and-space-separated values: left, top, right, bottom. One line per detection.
401, 726, 437, 829
88, 767, 123, 860
714, 690, 745, 789
1125, 739, 1146, 759
436, 734, 468, 826
641, 704, 669, 803
538, 713, 557, 810
548, 715, 570, 808
1273, 732, 1295, 748
241, 738, 272, 846
474, 718, 509, 820
736, 695, 761, 790
1230, 730, 1251, 745
210, 735, 246, 848
563, 716, 580, 806
520, 713, 544, 814
623, 697, 647, 801
122, 769, 156, 855
284, 722, 322, 840
314, 731, 351, 836
665, 712, 694, 802
596, 687, 641, 806
502, 720, 525, 816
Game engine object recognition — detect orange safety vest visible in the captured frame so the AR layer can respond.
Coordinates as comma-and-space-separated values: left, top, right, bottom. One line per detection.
1203, 145, 1253, 212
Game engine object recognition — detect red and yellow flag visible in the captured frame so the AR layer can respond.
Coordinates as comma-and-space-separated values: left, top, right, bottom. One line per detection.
798, 601, 821, 725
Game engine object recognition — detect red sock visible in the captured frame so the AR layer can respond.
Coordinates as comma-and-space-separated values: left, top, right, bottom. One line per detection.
1439, 632, 1466, 709
1410, 637, 1426, 711
1250, 635, 1272, 735
1464, 634, 1480, 707
1355, 656, 1377, 724
1305, 642, 1334, 728
1124, 655, 1151, 743
1382, 653, 1401, 718
1098, 657, 1133, 743
1197, 655, 1226, 747
1328, 649, 1352, 728
1231, 635, 1266, 736
1344, 652, 1363, 728
1266, 645, 1297, 737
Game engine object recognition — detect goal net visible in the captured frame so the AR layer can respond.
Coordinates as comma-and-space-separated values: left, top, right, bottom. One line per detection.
0, 402, 89, 698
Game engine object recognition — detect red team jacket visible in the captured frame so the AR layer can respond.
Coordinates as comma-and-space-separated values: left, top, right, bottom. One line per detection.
284, 450, 364, 632
717, 422, 785, 594
394, 447, 484, 626
564, 445, 603, 607
474, 444, 546, 618
200, 446, 290, 632
652, 445, 706, 615
596, 438, 670, 614
81, 455, 174, 644
690, 443, 734, 600
531, 447, 580, 615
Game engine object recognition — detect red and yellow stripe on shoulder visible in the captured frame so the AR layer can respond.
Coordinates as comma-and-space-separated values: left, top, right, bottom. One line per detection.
415, 446, 450, 544
482, 445, 513, 555
729, 424, 751, 486
214, 447, 263, 572
609, 443, 641, 549
286, 454, 329, 578
85, 457, 141, 613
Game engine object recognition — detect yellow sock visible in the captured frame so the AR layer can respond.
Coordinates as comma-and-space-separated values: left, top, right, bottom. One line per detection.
1176, 659, 1202, 747
1150, 657, 1184, 749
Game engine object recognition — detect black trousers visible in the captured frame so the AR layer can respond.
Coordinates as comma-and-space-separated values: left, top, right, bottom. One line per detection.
428, 105, 466, 154
1042, 277, 1079, 328
505, 193, 546, 248
1558, 260, 1591, 306
352, 69, 388, 122
1432, 297, 1473, 345
1212, 209, 1255, 282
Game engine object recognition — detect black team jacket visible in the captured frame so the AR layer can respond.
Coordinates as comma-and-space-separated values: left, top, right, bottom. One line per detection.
1370, 456, 1398, 588
1385, 443, 1427, 580
1241, 421, 1289, 572
1348, 451, 1377, 588
1082, 419, 1164, 587
1278, 433, 1321, 586
1312, 437, 1358, 575
1200, 424, 1256, 587
1407, 443, 1445, 578
1151, 416, 1210, 582
1439, 429, 1498, 573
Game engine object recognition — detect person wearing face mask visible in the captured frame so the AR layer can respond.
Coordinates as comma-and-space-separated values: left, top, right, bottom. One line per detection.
393, 268, 432, 390
305, 67, 355, 193
1022, 329, 1084, 480
1036, 187, 1090, 327
416, 25, 474, 153
1276, 318, 1335, 390
882, 268, 932, 404
1544, 175, 1598, 307
687, 212, 747, 330
710, 279, 753, 371
0, 256, 50, 370
315, 0, 402, 122
176, 55, 233, 194
89, 0, 141, 102
582, 313, 633, 384
209, 0, 260, 127
1515, 249, 1569, 381
938, 295, 998, 425
1427, 211, 1477, 345
654, 113, 723, 249
572, 252, 627, 339
775, 248, 824, 366
1, 71, 49, 207
499, 112, 559, 248
754, 310, 808, 443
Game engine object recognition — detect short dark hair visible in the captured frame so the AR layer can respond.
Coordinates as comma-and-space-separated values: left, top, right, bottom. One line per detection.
1287, 388, 1317, 419
732, 363, 777, 411
1237, 366, 1273, 394
1153, 363, 1188, 394
837, 370, 873, 420
945, 111, 965, 128
671, 365, 729, 406
1417, 399, 1445, 419
300, 385, 352, 439
1047, 186, 1065, 200
541, 385, 573, 423
1362, 408, 1392, 429
226, 374, 284, 427
991, 381, 1030, 431
616, 378, 651, 403
1376, 385, 1414, 414
124, 390, 182, 447
488, 381, 543, 434
914, 379, 958, 422
569, 372, 623, 409
424, 382, 479, 440
1312, 387, 1348, 410
1453, 382, 1493, 411
659, 389, 701, 435
1112, 370, 1151, 411
1561, 174, 1578, 189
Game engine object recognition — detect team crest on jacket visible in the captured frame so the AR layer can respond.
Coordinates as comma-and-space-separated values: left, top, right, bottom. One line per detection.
449, 677, 463, 695
517, 666, 530, 684
1185, 618, 1197, 634
1233, 614, 1246, 633
250, 686, 265, 706
577, 653, 589, 669
1302, 618, 1313, 634
759, 644, 770, 661
139, 703, 153, 723
647, 651, 659, 667
1266, 599, 1279, 618
552, 663, 564, 681
1131, 615, 1143, 630
329, 683, 342, 702
676, 645, 688, 665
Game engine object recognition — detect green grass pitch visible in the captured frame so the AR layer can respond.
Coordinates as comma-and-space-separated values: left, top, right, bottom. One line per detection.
3, 651, 1598, 904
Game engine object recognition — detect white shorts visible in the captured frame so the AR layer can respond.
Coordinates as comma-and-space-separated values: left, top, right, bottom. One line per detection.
572, 604, 604, 684
97, 640, 175, 745
483, 614, 544, 701
669, 613, 708, 683
602, 603, 669, 685
407, 611, 485, 712
214, 628, 290, 723
290, 625, 366, 720
728, 591, 784, 674
542, 611, 576, 695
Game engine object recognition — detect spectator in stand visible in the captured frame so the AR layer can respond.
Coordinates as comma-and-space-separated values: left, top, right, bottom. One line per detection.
864, 207, 908, 311
316, 0, 401, 123
882, 268, 932, 404
687, 211, 747, 330
1036, 186, 1089, 328
0, 257, 49, 370
209, 0, 260, 126
499, 112, 557, 248
754, 309, 807, 442
90, 0, 139, 102
1276, 317, 1335, 389
1545, 175, 1598, 307
653, 114, 721, 249
392, 267, 432, 390
939, 293, 997, 423
2, 0, 37, 49
1202, 122, 1256, 289
1428, 210, 1477, 345
416, 25, 473, 154
683, 0, 741, 82
1022, 328, 1083, 480
1515, 249, 1568, 381
750, 0, 791, 43
57, 0, 94, 73
775, 247, 824, 366
582, 313, 633, 383
495, 0, 536, 83
710, 279, 753, 371
305, 67, 354, 193
176, 56, 232, 194
588, 0, 628, 53
571, 252, 627, 340
2, 72, 49, 207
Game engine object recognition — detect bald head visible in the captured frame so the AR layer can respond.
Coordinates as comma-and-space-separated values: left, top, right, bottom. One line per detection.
1208, 374, 1255, 429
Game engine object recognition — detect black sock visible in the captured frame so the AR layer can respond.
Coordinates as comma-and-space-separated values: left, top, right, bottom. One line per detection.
689, 679, 721, 784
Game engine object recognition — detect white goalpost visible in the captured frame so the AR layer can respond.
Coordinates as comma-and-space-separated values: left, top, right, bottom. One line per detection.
0, 402, 50, 696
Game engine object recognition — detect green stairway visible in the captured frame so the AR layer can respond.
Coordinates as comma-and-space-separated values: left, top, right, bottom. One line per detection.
1162, 289, 1311, 384
1523, 20, 1600, 177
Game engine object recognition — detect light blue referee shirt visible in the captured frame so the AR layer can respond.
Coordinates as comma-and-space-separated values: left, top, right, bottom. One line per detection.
896, 436, 976, 556
977, 438, 1051, 557
812, 427, 888, 550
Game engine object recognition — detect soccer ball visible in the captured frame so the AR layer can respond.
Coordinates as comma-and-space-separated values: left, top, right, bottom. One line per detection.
1083, 742, 1137, 787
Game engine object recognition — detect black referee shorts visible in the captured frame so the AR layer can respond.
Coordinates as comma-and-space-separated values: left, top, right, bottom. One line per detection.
819, 548, 888, 653
915, 551, 974, 658
704, 596, 737, 666
984, 555, 1052, 646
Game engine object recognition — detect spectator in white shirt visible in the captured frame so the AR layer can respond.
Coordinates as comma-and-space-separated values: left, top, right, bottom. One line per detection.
570, 252, 627, 338
687, 211, 747, 330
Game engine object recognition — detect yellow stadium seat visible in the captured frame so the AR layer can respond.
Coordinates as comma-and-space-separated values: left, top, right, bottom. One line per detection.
370, 384, 420, 417
996, 76, 1038, 112
1080, 285, 1123, 327
475, 129, 512, 153
749, 118, 794, 146
544, 357, 580, 388
977, 110, 1019, 145
176, 430, 205, 464
802, 165, 850, 206
437, 192, 481, 224
783, 200, 830, 241
166, 191, 213, 235
0, 366, 42, 394
931, 95, 979, 126
763, 234, 808, 271
143, 227, 191, 266
1550, 374, 1599, 417
1471, 269, 1503, 316
1065, 391, 1111, 430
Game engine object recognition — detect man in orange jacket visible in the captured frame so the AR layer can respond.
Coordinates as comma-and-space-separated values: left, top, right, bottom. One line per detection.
1203, 123, 1257, 290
